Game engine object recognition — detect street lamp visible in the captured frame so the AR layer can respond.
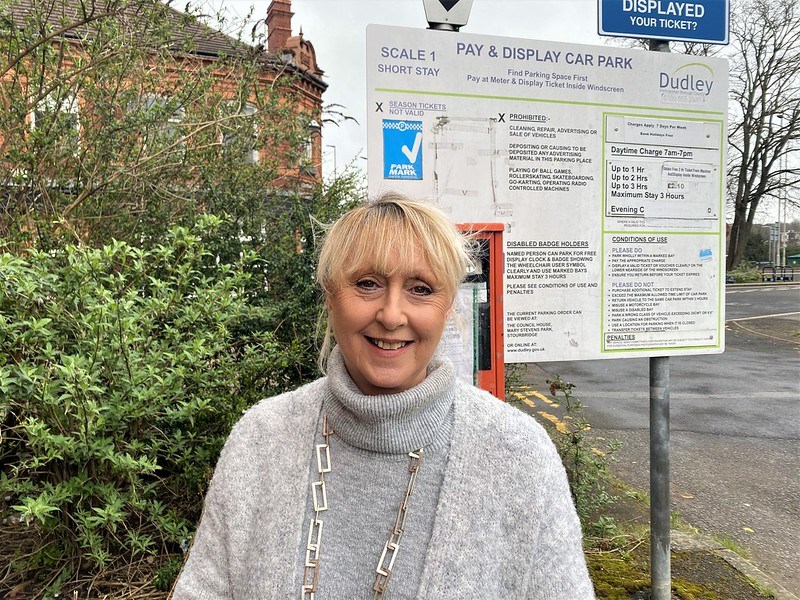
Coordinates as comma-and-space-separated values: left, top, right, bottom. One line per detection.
776, 113, 788, 267
780, 130, 788, 268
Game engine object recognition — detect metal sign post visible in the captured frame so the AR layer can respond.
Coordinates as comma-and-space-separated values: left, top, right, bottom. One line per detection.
647, 37, 671, 600
650, 355, 671, 600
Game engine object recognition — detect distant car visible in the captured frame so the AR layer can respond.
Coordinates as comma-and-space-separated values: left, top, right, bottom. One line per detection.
725, 274, 736, 284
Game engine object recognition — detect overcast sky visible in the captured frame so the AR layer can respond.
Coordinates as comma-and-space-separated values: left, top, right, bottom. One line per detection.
214, 0, 607, 178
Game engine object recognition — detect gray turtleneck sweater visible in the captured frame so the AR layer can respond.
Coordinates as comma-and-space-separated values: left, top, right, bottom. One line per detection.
172, 347, 595, 599
299, 348, 455, 598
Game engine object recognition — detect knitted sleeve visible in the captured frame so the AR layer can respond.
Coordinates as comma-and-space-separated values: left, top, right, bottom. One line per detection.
415, 383, 595, 599
170, 433, 235, 599
471, 385, 595, 598
170, 382, 323, 598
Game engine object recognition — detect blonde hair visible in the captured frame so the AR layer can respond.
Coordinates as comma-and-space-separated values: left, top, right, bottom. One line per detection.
317, 192, 473, 369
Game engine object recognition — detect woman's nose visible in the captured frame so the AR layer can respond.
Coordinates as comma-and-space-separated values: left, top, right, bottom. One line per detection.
376, 288, 407, 330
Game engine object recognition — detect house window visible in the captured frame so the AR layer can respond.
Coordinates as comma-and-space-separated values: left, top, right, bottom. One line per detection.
30, 93, 80, 151
300, 118, 320, 176
223, 102, 259, 164
133, 94, 186, 152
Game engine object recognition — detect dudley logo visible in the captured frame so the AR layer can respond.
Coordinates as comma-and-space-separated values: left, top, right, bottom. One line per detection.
659, 62, 714, 97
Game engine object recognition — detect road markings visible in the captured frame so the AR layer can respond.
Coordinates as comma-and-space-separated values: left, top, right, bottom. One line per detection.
728, 285, 800, 294
537, 411, 570, 434
512, 385, 560, 406
514, 387, 606, 457
727, 311, 800, 322
511, 387, 573, 435
510, 390, 536, 409
532, 389, 559, 406
728, 319, 800, 344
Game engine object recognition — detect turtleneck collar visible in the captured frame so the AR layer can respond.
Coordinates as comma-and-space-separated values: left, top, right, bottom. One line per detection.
324, 346, 456, 454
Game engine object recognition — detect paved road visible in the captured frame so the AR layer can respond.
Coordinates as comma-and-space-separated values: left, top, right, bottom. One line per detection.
524, 284, 800, 593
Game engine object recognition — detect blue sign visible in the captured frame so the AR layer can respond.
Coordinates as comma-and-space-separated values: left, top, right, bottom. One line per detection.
383, 119, 423, 180
598, 0, 729, 44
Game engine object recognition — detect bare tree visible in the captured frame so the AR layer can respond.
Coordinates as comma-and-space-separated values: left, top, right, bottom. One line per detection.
726, 0, 799, 269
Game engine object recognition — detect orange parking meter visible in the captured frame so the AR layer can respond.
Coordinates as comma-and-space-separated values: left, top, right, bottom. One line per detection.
457, 223, 505, 401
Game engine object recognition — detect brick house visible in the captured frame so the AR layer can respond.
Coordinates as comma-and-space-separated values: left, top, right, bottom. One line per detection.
0, 0, 327, 215
265, 0, 328, 182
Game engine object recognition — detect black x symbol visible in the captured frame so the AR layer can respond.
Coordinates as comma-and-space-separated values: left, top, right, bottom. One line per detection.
376, 102, 383, 113
498, 113, 505, 123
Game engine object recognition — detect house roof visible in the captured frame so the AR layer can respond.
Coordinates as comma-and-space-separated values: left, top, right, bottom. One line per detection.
3, 0, 326, 90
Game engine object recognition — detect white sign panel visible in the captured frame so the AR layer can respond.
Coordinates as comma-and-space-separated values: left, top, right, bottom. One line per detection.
366, 25, 727, 362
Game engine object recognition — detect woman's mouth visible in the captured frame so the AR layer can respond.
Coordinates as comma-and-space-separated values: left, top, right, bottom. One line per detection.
368, 337, 410, 350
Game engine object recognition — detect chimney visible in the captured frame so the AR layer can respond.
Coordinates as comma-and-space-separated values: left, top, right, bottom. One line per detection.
267, 0, 293, 53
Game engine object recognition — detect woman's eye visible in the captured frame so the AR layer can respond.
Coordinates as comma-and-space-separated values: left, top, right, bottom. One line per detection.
410, 284, 433, 296
355, 279, 379, 290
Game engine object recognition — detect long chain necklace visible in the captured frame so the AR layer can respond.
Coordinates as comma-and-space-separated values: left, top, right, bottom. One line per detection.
301, 414, 424, 600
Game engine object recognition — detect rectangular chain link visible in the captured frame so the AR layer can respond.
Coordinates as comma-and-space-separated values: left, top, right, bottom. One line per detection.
392, 502, 408, 536
316, 443, 331, 473
301, 416, 332, 599
306, 518, 323, 563
312, 480, 328, 512
372, 448, 424, 599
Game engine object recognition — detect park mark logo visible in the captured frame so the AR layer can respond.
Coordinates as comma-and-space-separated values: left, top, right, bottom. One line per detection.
383, 119, 423, 180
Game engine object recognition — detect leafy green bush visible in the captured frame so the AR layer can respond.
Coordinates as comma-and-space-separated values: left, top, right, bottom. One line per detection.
0, 216, 295, 590
728, 262, 763, 283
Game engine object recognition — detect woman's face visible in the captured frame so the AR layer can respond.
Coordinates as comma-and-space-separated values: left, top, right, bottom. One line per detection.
327, 250, 452, 396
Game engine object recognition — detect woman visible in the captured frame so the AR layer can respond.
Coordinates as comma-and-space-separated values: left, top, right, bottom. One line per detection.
172, 193, 595, 599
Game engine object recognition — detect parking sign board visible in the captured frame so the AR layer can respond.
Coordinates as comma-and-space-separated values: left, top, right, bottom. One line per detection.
598, 0, 729, 44
367, 25, 728, 363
